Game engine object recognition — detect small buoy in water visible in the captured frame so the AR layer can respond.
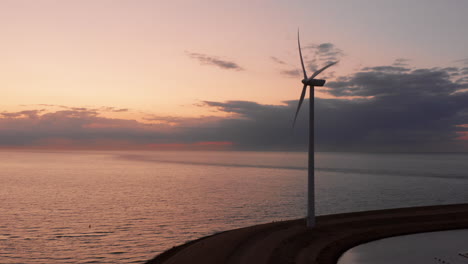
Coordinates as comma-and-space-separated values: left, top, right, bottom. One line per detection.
89, 225, 91, 228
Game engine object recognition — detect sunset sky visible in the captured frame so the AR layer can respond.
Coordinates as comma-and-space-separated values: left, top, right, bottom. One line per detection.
1, 0, 467, 151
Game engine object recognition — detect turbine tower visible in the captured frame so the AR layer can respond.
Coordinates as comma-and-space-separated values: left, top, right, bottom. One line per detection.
293, 30, 338, 228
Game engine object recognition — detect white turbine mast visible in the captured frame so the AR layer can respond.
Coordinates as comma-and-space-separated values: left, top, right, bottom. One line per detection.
293, 30, 338, 228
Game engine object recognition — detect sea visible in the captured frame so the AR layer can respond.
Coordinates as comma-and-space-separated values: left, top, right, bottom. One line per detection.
1, 150, 467, 263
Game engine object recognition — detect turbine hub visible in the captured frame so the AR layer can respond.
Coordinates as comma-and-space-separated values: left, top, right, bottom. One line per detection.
301, 79, 308, 84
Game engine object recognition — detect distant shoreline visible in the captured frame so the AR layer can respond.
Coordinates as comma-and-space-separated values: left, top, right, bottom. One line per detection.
2, 148, 468, 154
146, 204, 468, 264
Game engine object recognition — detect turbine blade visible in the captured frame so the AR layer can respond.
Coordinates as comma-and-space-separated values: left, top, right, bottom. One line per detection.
298, 30, 308, 80
310, 61, 339, 79
293, 84, 308, 127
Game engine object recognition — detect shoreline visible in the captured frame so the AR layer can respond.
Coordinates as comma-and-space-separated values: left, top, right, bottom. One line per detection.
146, 203, 468, 264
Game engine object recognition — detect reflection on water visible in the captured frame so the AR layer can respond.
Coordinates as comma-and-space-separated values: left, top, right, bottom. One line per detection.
338, 229, 468, 264
1, 150, 468, 263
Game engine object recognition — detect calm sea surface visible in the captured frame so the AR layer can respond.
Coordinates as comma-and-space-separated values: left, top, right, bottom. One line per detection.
1, 150, 467, 263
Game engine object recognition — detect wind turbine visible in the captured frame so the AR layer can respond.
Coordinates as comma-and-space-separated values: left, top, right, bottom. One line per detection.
293, 31, 338, 228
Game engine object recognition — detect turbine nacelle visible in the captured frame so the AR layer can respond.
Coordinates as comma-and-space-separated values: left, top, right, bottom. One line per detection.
302, 78, 326, 87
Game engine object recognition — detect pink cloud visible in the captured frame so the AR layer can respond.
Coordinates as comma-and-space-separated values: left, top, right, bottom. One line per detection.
0, 107, 232, 150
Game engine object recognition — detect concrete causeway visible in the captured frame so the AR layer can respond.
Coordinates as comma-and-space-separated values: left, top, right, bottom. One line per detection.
146, 204, 468, 264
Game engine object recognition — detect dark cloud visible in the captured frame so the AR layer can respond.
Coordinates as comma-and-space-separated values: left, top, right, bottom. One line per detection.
326, 67, 466, 97
317, 66, 468, 151
440, 67, 459, 72
461, 67, 468, 76
270, 56, 286, 65
1, 65, 467, 152
0, 108, 171, 148
1, 110, 44, 119
304, 42, 344, 70
187, 52, 244, 71
361, 66, 411, 73
305, 43, 344, 62
187, 65, 468, 152
36, 104, 60, 107
393, 58, 410, 67
21, 104, 130, 113
280, 69, 301, 78
455, 58, 468, 65
185, 101, 296, 150
99, 106, 129, 112
278, 42, 343, 78
143, 115, 222, 127
422, 67, 468, 85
